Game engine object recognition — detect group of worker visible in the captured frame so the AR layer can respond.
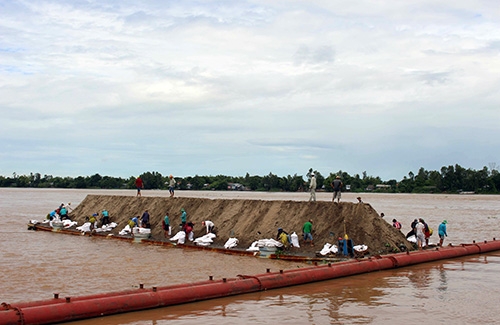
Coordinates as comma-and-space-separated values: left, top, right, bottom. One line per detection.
390, 216, 448, 249
276, 219, 314, 248
86, 209, 111, 231
308, 174, 343, 203
47, 203, 72, 221
125, 207, 216, 242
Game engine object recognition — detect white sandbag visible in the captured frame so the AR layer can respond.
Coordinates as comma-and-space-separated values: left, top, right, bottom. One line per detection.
118, 224, 132, 235
330, 245, 339, 254
320, 243, 333, 256
133, 227, 151, 235
224, 237, 239, 249
246, 241, 260, 251
256, 238, 283, 248
291, 232, 300, 248
63, 220, 78, 228
353, 245, 368, 252
170, 231, 186, 244
101, 225, 113, 232
407, 235, 429, 247
194, 233, 216, 246
76, 222, 92, 233
100, 222, 118, 232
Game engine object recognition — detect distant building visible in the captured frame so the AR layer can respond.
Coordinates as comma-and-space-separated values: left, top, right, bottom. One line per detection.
227, 183, 245, 191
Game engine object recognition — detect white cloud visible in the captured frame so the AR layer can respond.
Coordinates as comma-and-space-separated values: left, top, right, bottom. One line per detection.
1, 0, 499, 180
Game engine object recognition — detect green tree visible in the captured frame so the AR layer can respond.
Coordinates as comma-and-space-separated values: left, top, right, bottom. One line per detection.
140, 171, 163, 189
88, 174, 102, 188
74, 176, 86, 188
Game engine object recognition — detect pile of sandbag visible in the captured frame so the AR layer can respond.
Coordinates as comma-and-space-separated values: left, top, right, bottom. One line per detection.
76, 222, 92, 233
319, 243, 339, 256
194, 233, 216, 246
94, 222, 118, 232
246, 238, 283, 251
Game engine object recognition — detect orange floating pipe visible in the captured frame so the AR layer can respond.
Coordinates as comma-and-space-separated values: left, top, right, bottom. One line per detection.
2, 238, 500, 325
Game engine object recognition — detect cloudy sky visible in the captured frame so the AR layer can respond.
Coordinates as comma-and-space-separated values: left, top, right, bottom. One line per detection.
1, 1, 499, 181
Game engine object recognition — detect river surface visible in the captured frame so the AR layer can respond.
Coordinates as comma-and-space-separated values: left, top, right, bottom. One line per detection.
1, 188, 499, 324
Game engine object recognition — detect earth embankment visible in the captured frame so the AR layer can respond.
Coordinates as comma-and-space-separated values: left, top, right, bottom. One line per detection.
71, 195, 413, 254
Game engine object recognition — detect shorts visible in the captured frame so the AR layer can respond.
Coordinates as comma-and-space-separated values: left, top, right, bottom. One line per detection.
303, 233, 313, 241
169, 186, 174, 193
416, 233, 425, 244
439, 234, 445, 240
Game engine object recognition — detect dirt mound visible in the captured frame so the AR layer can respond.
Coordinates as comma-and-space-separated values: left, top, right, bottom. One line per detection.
71, 195, 414, 255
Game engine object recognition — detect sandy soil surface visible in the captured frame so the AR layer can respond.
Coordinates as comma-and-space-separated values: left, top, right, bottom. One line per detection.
70, 193, 414, 257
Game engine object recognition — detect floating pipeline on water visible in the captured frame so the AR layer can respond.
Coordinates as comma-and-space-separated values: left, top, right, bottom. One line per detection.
1, 238, 499, 325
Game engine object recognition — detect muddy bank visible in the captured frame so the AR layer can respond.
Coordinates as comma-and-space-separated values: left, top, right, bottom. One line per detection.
70, 195, 414, 255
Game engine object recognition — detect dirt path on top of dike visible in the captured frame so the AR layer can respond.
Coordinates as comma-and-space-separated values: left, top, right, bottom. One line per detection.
69, 194, 414, 256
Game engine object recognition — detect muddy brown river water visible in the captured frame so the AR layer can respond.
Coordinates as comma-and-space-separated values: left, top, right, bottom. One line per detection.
1, 188, 499, 324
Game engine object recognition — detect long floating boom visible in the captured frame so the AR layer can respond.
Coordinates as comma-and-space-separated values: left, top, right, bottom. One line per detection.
1, 238, 499, 325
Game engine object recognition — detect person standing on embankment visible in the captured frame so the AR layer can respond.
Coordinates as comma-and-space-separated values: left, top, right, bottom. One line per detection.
331, 176, 343, 203
135, 176, 144, 197
309, 174, 317, 202
168, 175, 176, 198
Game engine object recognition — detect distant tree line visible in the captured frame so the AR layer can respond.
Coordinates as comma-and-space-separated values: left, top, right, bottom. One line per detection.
1, 164, 500, 194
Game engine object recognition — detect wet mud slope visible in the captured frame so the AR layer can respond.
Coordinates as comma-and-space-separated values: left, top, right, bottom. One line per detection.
70, 195, 414, 255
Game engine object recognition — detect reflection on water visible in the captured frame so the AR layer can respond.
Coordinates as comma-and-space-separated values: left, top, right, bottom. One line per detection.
1, 189, 500, 324
407, 267, 433, 290
437, 264, 448, 294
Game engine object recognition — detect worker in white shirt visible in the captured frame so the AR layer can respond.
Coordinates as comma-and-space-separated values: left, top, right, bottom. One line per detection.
201, 220, 215, 234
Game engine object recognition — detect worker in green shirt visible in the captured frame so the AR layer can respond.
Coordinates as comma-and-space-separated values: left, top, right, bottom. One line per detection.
302, 219, 314, 246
